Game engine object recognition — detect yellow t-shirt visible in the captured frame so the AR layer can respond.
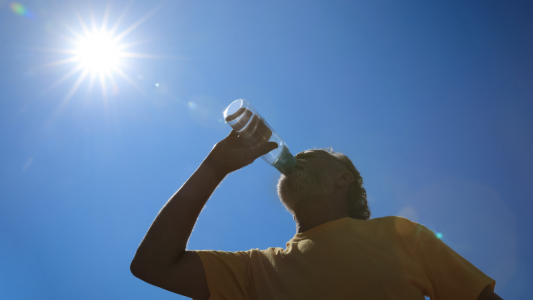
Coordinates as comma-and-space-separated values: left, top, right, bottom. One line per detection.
195, 216, 494, 300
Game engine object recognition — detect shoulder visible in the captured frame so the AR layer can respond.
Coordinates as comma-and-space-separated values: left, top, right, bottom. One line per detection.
366, 216, 427, 238
367, 215, 419, 227
194, 249, 255, 264
195, 248, 283, 258
257, 247, 286, 257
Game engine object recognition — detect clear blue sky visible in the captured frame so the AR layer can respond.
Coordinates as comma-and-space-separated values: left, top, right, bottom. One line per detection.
1, 0, 532, 299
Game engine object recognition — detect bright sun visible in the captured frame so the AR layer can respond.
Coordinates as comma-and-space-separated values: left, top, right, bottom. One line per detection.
40, 4, 163, 102
75, 31, 121, 73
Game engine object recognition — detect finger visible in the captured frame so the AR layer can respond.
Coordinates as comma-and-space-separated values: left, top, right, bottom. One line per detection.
237, 118, 270, 148
249, 141, 278, 158
238, 115, 261, 141
226, 130, 240, 141
249, 120, 273, 149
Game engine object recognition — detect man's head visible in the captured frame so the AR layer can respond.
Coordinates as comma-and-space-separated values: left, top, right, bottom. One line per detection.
277, 149, 370, 220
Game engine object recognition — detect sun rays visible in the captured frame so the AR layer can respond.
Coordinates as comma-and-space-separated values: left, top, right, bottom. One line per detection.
40, 3, 163, 104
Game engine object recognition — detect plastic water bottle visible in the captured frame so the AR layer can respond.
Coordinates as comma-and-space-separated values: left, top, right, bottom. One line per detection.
223, 99, 297, 174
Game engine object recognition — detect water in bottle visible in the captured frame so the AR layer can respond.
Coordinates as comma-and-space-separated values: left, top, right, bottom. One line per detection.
223, 99, 296, 174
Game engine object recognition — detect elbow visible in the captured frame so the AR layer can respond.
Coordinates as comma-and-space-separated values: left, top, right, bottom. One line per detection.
130, 252, 183, 282
130, 256, 164, 283
130, 259, 142, 278
130, 258, 150, 280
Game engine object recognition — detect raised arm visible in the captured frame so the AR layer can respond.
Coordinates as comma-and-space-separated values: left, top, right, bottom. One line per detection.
130, 130, 277, 299
477, 284, 503, 300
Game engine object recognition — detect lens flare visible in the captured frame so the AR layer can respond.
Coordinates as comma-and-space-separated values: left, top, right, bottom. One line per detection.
10, 2, 34, 18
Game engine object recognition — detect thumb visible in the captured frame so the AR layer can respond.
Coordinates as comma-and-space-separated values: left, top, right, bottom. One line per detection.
251, 142, 279, 158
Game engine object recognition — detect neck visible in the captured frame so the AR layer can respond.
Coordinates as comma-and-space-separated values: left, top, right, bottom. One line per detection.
292, 194, 350, 233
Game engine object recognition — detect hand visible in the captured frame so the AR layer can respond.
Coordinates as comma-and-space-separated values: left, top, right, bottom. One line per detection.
205, 129, 279, 175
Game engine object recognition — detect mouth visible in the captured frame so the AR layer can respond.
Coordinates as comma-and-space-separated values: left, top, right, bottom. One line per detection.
282, 162, 303, 177
293, 161, 305, 171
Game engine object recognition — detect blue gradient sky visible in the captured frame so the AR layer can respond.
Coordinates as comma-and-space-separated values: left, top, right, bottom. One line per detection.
1, 0, 532, 299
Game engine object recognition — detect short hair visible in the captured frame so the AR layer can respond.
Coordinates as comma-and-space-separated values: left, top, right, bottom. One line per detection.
317, 148, 371, 220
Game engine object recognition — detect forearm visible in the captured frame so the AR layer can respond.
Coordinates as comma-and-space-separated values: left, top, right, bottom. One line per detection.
132, 155, 227, 269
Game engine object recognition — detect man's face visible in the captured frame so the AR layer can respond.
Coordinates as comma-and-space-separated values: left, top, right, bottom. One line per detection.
277, 150, 342, 213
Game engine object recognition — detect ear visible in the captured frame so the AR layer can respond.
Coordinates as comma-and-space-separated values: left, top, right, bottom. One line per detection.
336, 171, 354, 187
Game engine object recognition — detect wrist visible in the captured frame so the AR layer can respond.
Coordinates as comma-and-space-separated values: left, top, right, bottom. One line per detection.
203, 154, 231, 179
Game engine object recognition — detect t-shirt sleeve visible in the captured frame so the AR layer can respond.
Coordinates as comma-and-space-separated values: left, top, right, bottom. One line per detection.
415, 225, 495, 300
194, 250, 252, 300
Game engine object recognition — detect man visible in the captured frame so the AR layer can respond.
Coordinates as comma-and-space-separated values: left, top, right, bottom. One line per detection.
130, 129, 502, 300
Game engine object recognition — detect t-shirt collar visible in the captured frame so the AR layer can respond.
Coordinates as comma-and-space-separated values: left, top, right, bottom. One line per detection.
292, 217, 355, 240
